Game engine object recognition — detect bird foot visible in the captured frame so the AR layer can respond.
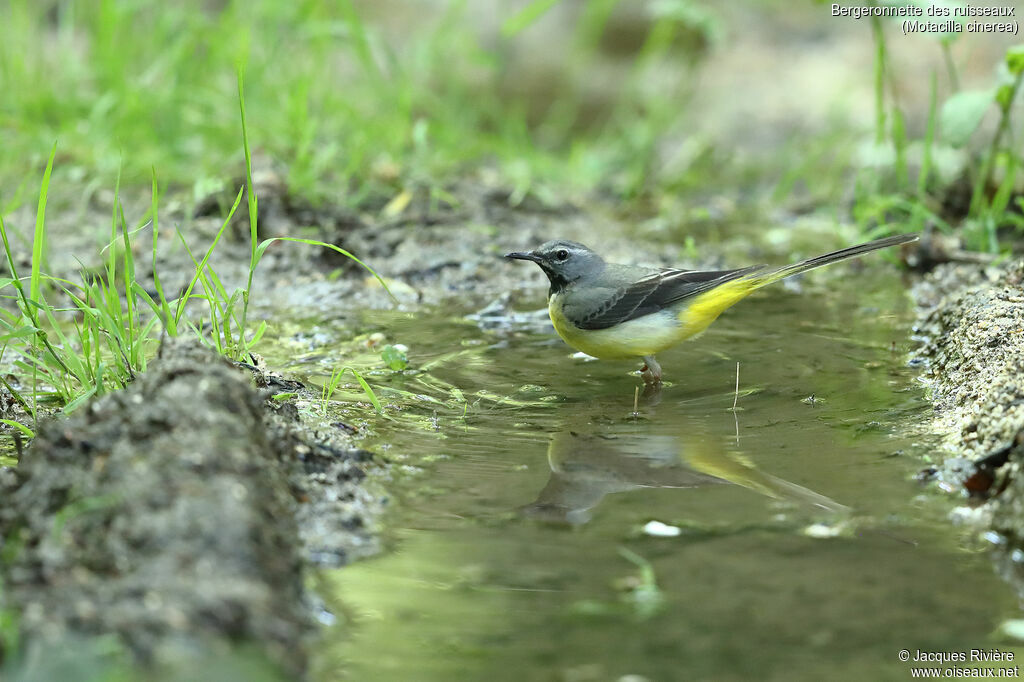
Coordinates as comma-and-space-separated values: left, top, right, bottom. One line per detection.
641, 369, 662, 385
640, 356, 662, 385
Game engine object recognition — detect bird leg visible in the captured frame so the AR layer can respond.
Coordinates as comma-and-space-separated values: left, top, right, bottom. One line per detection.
640, 355, 662, 385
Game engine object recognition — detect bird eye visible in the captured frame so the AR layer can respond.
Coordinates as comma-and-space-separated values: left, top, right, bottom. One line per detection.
555, 249, 570, 261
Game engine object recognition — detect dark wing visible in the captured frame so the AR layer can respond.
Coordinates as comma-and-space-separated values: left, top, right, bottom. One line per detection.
570, 266, 763, 331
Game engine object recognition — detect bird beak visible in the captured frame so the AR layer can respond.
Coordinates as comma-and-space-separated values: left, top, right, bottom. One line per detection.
505, 251, 542, 263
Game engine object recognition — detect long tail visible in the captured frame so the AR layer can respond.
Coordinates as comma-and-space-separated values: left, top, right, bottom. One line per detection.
751, 233, 918, 286
677, 233, 917, 339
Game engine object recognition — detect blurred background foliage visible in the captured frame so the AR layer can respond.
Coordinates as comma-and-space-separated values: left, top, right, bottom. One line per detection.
0, 0, 1022, 249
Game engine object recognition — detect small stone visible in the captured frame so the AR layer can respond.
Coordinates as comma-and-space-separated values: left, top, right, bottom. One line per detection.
997, 619, 1024, 642
803, 523, 842, 539
642, 520, 681, 537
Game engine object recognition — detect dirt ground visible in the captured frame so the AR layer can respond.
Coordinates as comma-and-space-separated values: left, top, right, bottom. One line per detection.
0, 336, 382, 679
912, 256, 1024, 564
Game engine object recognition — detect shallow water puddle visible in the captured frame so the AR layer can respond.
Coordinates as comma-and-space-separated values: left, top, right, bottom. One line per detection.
299, 269, 1023, 681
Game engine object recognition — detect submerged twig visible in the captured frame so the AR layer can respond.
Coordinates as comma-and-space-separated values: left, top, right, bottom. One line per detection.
731, 362, 740, 446
732, 361, 740, 411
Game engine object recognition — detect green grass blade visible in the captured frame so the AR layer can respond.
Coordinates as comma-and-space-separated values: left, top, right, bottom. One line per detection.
342, 366, 382, 413
30, 142, 57, 306
63, 385, 98, 414
173, 187, 243, 324
0, 419, 34, 439
237, 68, 259, 357
0, 212, 34, 327
919, 71, 938, 196
132, 282, 168, 325
0, 374, 33, 420
990, 158, 1018, 218
176, 227, 232, 354
2, 255, 74, 380
118, 203, 138, 366
247, 320, 267, 347
38, 302, 87, 387
149, 168, 175, 336
256, 237, 396, 303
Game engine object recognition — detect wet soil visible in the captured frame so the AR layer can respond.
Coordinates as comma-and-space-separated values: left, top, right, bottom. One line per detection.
912, 258, 1024, 550
0, 337, 380, 678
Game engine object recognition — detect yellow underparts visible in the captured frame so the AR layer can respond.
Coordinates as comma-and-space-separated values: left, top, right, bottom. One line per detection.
549, 276, 763, 360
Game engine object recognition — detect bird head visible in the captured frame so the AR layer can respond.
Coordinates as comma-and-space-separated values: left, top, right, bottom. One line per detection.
505, 240, 605, 291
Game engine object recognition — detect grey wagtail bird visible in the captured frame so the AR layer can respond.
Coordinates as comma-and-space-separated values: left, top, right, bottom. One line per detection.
505, 233, 917, 384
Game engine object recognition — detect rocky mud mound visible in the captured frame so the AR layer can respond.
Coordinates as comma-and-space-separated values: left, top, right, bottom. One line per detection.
913, 258, 1024, 541
0, 339, 382, 679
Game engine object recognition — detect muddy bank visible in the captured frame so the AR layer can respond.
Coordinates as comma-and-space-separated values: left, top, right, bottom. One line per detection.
0, 338, 380, 679
912, 258, 1024, 541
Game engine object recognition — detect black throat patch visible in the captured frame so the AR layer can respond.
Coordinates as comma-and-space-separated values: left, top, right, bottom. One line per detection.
542, 267, 570, 297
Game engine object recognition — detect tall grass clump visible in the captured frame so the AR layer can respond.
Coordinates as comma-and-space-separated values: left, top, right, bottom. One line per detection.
0, 146, 157, 415
0, 72, 389, 424
850, 12, 1024, 252
0, 0, 721, 216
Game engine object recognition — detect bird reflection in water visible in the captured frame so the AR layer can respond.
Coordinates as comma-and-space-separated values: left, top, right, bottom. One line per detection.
520, 430, 846, 525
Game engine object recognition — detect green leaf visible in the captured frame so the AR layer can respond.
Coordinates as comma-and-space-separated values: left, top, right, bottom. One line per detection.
940, 89, 995, 147
996, 84, 1016, 110
989, 155, 1017, 217
1006, 45, 1024, 76
381, 344, 408, 371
